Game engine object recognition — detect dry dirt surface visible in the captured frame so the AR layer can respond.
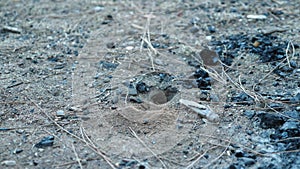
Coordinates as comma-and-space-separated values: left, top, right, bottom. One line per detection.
1, 0, 300, 169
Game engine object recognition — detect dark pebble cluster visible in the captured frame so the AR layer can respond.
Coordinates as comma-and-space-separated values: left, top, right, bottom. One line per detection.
235, 109, 300, 168
193, 68, 212, 90
118, 159, 147, 169
125, 72, 176, 104
229, 149, 257, 169
210, 33, 299, 69
99, 60, 119, 70
210, 33, 300, 169
228, 91, 255, 105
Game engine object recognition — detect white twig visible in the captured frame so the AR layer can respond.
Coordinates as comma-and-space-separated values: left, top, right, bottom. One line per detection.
285, 40, 295, 68
72, 143, 83, 169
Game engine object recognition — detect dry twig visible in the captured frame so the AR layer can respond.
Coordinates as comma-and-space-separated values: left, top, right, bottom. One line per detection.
129, 127, 167, 169
285, 40, 295, 68
72, 143, 83, 169
185, 146, 218, 169
27, 96, 116, 169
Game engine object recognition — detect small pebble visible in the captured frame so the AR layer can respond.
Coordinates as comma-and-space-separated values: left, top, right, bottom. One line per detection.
1, 160, 16, 166
206, 36, 212, 41
207, 25, 216, 33
93, 6, 103, 12
56, 110, 65, 116
190, 26, 199, 33
125, 46, 134, 50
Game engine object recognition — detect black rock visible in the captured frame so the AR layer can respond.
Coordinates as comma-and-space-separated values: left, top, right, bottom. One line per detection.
13, 148, 23, 154
257, 112, 285, 129
136, 82, 150, 93
106, 42, 116, 49
102, 14, 113, 24
229, 92, 254, 105
118, 159, 138, 167
234, 149, 245, 157
151, 42, 160, 48
35, 135, 54, 148
99, 60, 119, 70
194, 68, 211, 90
210, 33, 299, 69
207, 25, 216, 33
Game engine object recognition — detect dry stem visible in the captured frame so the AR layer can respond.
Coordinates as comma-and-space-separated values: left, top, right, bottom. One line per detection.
27, 96, 116, 169
129, 127, 167, 169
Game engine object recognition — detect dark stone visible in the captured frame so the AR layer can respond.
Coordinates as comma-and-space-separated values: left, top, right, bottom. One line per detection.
106, 42, 116, 49
99, 61, 118, 70
14, 148, 23, 154
235, 150, 245, 157
257, 112, 285, 129
194, 68, 211, 90
229, 92, 254, 105
118, 159, 138, 167
102, 14, 113, 24
207, 25, 216, 33
35, 135, 54, 148
151, 42, 160, 48
183, 150, 189, 155
138, 165, 146, 169
136, 82, 150, 93
209, 33, 299, 72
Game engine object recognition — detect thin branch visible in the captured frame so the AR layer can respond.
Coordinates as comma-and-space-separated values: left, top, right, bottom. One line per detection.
72, 143, 83, 169
285, 40, 295, 68
185, 146, 218, 169
26, 96, 116, 169
129, 127, 167, 169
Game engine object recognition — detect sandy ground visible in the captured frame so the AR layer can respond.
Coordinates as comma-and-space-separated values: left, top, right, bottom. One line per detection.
1, 1, 300, 169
